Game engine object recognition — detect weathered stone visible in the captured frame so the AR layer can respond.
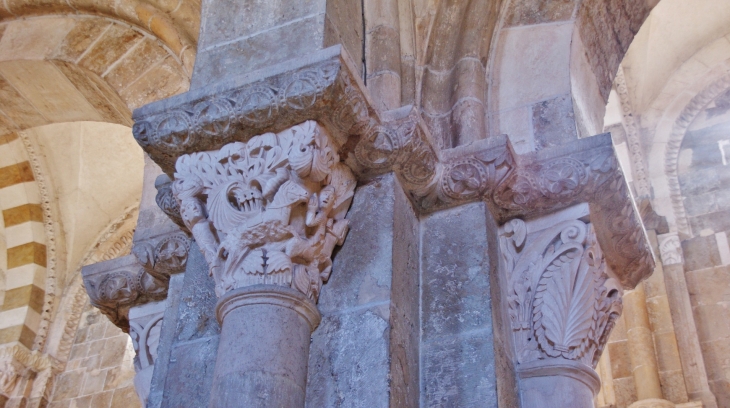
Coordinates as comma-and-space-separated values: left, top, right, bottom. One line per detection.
682, 235, 722, 271
532, 93, 578, 150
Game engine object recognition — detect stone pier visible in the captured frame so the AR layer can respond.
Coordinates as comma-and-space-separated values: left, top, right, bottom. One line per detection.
75, 0, 656, 407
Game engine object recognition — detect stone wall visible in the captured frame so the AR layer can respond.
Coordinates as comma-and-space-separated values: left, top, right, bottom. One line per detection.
48, 301, 140, 408
677, 107, 730, 407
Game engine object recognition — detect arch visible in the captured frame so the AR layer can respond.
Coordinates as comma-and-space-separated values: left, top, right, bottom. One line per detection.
0, 13, 193, 351
642, 34, 730, 234
0, 0, 199, 72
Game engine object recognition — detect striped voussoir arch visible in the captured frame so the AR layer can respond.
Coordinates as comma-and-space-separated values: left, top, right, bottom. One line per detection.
0, 132, 46, 349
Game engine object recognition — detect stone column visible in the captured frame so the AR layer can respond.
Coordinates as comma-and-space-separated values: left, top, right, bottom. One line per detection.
499, 204, 623, 408
623, 283, 674, 408
169, 122, 356, 407
658, 233, 718, 408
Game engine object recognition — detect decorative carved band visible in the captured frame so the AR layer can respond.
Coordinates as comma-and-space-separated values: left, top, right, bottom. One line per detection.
171, 121, 355, 301
82, 232, 190, 330
500, 218, 623, 370
132, 46, 654, 289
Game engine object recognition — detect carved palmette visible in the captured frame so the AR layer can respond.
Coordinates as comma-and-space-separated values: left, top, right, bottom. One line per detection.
501, 219, 622, 368
172, 121, 356, 300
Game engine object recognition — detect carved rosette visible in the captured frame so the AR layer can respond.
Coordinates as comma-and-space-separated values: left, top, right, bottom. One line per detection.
172, 121, 356, 301
500, 218, 623, 369
83, 232, 190, 330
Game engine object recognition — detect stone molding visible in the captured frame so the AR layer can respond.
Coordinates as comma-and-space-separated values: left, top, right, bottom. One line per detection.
215, 285, 321, 331
17, 131, 56, 352
132, 45, 654, 289
614, 65, 651, 197
500, 217, 623, 371
172, 121, 355, 300
82, 231, 190, 330
658, 233, 683, 266
516, 358, 601, 394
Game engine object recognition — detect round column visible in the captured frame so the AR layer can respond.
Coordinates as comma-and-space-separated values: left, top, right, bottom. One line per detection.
624, 284, 674, 408
209, 285, 321, 408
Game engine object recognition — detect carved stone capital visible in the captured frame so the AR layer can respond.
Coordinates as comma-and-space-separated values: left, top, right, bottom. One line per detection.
132, 45, 654, 289
500, 215, 623, 372
172, 121, 355, 301
0, 344, 57, 400
658, 233, 683, 266
82, 232, 190, 330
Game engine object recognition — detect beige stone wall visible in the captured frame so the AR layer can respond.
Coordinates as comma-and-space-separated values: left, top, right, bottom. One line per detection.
48, 301, 140, 408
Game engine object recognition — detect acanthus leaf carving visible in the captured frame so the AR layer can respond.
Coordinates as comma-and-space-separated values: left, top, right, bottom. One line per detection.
172, 121, 356, 301
501, 218, 622, 368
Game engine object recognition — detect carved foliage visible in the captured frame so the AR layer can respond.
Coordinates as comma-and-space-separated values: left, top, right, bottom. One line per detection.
658, 233, 683, 266
172, 121, 356, 301
493, 150, 615, 215
501, 219, 622, 368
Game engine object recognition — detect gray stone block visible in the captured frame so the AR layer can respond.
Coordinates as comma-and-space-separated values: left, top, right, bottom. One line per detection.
422, 333, 498, 408
420, 202, 492, 341
306, 308, 390, 408
420, 202, 497, 407
154, 242, 220, 408
682, 235, 722, 272
318, 175, 396, 314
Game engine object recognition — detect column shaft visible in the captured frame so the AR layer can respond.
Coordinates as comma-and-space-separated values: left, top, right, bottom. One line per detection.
209, 286, 320, 408
623, 284, 663, 401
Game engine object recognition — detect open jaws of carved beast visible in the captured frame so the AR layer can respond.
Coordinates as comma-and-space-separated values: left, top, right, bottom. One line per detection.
172, 121, 356, 301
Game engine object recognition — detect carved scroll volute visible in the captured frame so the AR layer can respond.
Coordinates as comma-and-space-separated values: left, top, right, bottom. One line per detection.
172, 121, 356, 301
500, 218, 623, 368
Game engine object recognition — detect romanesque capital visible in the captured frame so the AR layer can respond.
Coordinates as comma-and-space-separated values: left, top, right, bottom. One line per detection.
172, 121, 356, 301
500, 217, 623, 376
82, 231, 190, 330
0, 344, 57, 403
